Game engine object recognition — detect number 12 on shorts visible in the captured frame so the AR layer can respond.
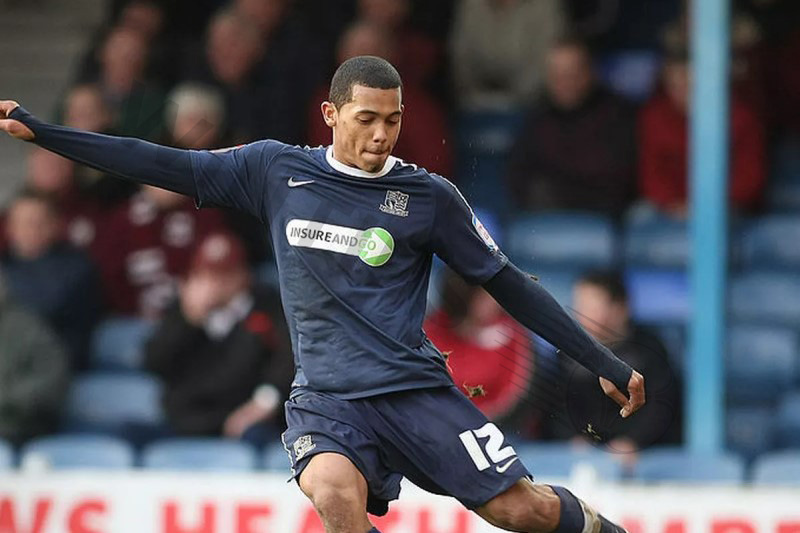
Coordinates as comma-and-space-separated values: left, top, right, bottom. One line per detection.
459, 422, 518, 472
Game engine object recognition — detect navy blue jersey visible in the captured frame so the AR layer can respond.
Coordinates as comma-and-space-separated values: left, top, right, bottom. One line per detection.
190, 143, 507, 398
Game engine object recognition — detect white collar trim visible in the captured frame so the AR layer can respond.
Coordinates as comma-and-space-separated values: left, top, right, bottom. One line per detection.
325, 146, 397, 178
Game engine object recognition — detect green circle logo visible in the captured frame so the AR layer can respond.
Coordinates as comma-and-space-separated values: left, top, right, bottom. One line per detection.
359, 227, 394, 267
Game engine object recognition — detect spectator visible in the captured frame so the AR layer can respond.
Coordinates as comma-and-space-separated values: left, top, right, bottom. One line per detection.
555, 271, 681, 463
144, 233, 292, 444
0, 270, 70, 445
76, 0, 176, 87
450, 0, 565, 110
26, 147, 111, 254
183, 7, 319, 145
96, 185, 227, 318
506, 37, 637, 216
63, 83, 114, 132
164, 82, 271, 264
165, 82, 227, 150
638, 52, 766, 217
306, 21, 453, 176
357, 0, 441, 89
1, 191, 101, 369
424, 269, 533, 426
88, 26, 166, 139
62, 84, 139, 204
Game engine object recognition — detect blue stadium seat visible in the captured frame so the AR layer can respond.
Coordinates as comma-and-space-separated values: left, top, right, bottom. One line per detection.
727, 325, 798, 404
767, 180, 800, 212
726, 406, 775, 460
752, 450, 800, 486
263, 441, 291, 472
142, 438, 258, 471
0, 439, 13, 470
516, 443, 623, 481
20, 435, 134, 470
597, 50, 662, 102
625, 269, 689, 323
64, 372, 164, 433
90, 318, 154, 371
729, 272, 800, 326
623, 219, 688, 269
506, 212, 617, 270
739, 216, 800, 269
775, 392, 800, 448
635, 447, 745, 483
455, 111, 524, 214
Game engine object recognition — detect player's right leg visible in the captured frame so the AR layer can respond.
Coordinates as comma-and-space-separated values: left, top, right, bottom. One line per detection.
298, 452, 375, 533
475, 478, 627, 532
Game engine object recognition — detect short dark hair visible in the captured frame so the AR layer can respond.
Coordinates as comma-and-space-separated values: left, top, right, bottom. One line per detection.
328, 55, 403, 109
577, 270, 628, 304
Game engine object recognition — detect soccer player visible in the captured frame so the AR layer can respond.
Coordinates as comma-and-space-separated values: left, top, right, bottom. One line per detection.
0, 56, 644, 533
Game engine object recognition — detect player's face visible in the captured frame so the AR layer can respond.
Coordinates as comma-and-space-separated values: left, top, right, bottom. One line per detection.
325, 85, 403, 172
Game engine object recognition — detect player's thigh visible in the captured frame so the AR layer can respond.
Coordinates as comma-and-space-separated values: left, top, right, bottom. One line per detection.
370, 387, 531, 509
299, 452, 369, 507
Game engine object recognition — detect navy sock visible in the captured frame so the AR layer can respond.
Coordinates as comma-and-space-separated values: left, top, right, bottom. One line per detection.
550, 485, 584, 533
368, 529, 382, 533
550, 485, 626, 533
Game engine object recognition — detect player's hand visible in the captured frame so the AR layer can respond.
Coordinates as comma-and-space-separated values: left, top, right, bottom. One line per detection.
599, 370, 645, 418
0, 101, 34, 141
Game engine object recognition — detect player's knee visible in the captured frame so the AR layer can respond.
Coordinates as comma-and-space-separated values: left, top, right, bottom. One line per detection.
478, 480, 559, 533
309, 484, 364, 517
298, 453, 367, 515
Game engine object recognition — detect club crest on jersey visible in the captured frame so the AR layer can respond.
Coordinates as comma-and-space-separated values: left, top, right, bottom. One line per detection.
472, 215, 498, 253
379, 190, 409, 217
293, 435, 316, 460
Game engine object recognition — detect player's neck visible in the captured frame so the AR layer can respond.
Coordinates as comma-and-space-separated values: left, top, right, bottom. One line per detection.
326, 145, 396, 179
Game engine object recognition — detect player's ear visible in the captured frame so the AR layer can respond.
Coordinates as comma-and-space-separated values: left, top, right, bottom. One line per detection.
321, 101, 337, 128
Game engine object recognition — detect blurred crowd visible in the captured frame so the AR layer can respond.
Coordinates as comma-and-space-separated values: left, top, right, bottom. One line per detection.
2, 0, 800, 469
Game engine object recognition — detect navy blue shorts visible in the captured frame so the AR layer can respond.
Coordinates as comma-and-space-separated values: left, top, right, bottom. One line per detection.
282, 386, 531, 516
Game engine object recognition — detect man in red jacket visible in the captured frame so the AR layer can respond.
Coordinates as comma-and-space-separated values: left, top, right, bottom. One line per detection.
639, 52, 766, 217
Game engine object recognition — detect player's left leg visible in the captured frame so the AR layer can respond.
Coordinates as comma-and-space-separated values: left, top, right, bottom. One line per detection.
475, 478, 627, 533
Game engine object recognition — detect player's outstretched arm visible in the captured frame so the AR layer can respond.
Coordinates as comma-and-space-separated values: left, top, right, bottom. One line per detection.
483, 262, 645, 418
0, 101, 196, 197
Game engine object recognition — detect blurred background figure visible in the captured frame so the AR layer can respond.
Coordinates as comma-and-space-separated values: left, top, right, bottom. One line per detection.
0, 270, 70, 446
638, 51, 766, 219
61, 83, 140, 206
164, 81, 271, 265
144, 233, 292, 446
75, 0, 174, 87
1, 191, 101, 370
165, 82, 226, 150
506, 37, 637, 216
552, 271, 682, 467
83, 25, 166, 139
306, 20, 452, 176
450, 0, 565, 110
424, 269, 534, 430
96, 185, 226, 319
357, 0, 441, 90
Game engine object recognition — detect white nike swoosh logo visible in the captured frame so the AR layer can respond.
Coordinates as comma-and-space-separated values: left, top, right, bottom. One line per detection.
288, 177, 315, 188
495, 457, 518, 473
